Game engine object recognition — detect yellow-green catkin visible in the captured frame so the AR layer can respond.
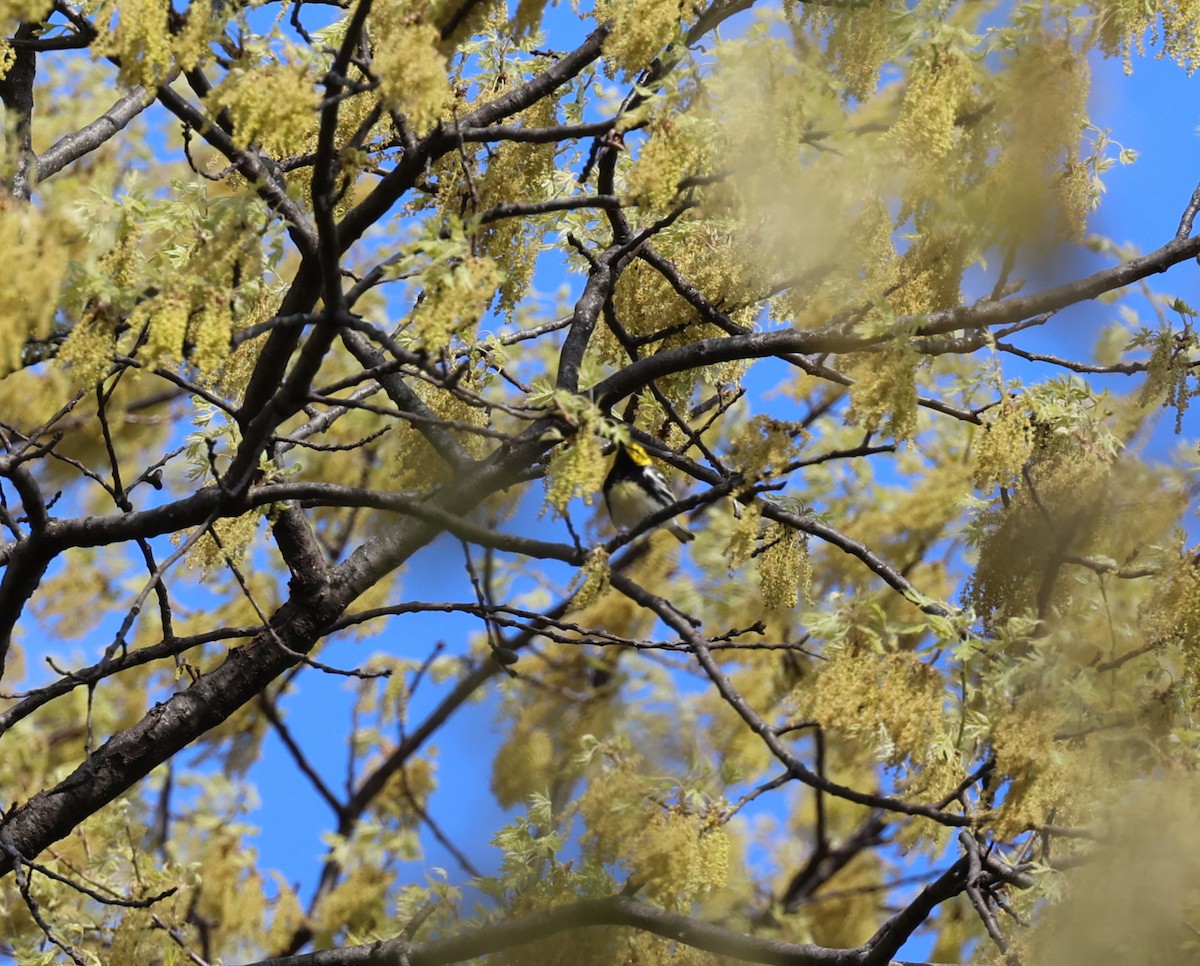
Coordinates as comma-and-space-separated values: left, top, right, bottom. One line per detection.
373, 21, 451, 133
759, 523, 809, 610
1141, 548, 1200, 713
808, 650, 946, 769
208, 62, 320, 155
570, 547, 611, 612
472, 97, 559, 315
988, 706, 1071, 837
189, 302, 234, 374
0, 204, 69, 377
991, 39, 1092, 242
491, 724, 557, 808
103, 0, 172, 88
0, 0, 52, 23
543, 434, 606, 516
629, 812, 729, 906
133, 289, 191, 368
726, 500, 761, 568
174, 0, 216, 72
1096, 0, 1200, 73
594, 0, 696, 79
845, 346, 918, 441
1137, 327, 1199, 433
94, 0, 218, 86
411, 255, 501, 352
729, 416, 805, 481
577, 756, 729, 907
57, 309, 115, 388
974, 396, 1034, 489
889, 49, 976, 168
820, 1, 894, 102
627, 114, 712, 212
186, 512, 261, 578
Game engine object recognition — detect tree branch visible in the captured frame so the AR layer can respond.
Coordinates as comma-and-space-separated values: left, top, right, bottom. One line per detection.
609, 574, 971, 825
36, 86, 154, 182
248, 893, 851, 966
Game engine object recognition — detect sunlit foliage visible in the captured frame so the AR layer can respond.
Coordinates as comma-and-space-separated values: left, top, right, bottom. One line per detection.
0, 0, 1199, 963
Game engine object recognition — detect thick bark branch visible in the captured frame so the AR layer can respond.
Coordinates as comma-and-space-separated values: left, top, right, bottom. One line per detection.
912, 232, 1200, 337
0, 23, 38, 200
248, 891, 991, 966
249, 893, 851, 966
457, 119, 617, 143
36, 86, 153, 182
0, 427, 547, 874
598, 230, 1200, 410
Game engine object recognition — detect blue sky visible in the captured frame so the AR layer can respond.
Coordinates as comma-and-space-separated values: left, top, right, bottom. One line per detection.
227, 34, 1200, 954
13, 6, 1200, 962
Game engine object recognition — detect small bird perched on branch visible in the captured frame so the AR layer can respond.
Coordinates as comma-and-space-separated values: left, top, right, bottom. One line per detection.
603, 441, 694, 543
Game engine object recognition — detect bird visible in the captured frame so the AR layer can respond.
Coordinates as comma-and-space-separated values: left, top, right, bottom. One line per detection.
603, 441, 694, 543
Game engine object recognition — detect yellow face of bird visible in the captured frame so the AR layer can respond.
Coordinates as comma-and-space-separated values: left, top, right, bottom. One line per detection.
622, 441, 653, 467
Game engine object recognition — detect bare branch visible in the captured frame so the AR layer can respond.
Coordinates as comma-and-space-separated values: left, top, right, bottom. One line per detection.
610, 574, 972, 825
246, 893, 852, 966
37, 86, 154, 181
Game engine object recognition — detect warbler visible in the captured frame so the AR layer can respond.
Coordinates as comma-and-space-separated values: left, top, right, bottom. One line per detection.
603, 441, 694, 543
